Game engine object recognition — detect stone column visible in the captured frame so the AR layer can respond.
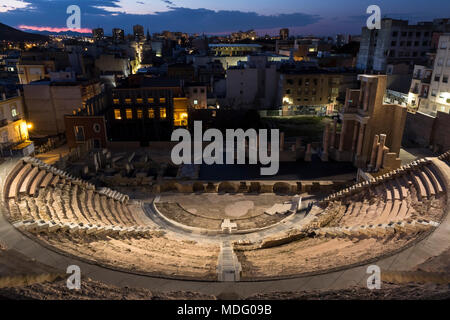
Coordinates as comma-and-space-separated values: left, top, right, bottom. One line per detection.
356, 124, 365, 157
280, 132, 285, 151
339, 121, 347, 152
369, 135, 379, 170
363, 82, 370, 111
321, 124, 330, 162
295, 137, 302, 150
375, 134, 387, 171
304, 144, 312, 162
330, 119, 337, 149
352, 122, 359, 152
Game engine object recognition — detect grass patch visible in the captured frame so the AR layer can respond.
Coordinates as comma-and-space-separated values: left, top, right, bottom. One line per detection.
262, 116, 332, 142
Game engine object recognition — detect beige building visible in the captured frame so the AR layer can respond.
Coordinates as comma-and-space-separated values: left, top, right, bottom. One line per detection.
17, 51, 70, 85
23, 80, 104, 136
0, 94, 31, 156
330, 75, 407, 169
278, 70, 342, 114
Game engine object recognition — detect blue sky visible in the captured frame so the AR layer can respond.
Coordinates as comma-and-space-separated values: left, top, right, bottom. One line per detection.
1, 0, 449, 35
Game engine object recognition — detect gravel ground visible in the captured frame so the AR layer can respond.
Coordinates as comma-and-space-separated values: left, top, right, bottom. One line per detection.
0, 278, 216, 300
246, 283, 450, 300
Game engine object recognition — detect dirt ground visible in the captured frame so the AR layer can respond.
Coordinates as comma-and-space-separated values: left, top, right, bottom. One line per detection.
160, 193, 295, 219
0, 278, 215, 300
247, 283, 450, 300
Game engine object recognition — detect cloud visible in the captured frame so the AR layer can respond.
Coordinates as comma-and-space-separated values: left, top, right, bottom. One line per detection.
18, 25, 92, 34
0, 0, 31, 13
0, 1, 322, 34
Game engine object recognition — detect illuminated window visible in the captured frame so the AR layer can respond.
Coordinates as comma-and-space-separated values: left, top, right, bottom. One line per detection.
160, 107, 167, 119
11, 108, 17, 117
74, 126, 85, 142
148, 98, 154, 103
126, 109, 133, 119
113, 99, 120, 105
160, 97, 166, 103
136, 98, 143, 104
148, 108, 155, 119
125, 98, 132, 104
114, 109, 122, 120
137, 109, 143, 119
194, 99, 198, 105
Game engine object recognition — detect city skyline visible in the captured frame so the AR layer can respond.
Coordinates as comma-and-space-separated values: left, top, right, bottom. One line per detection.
1, 0, 450, 36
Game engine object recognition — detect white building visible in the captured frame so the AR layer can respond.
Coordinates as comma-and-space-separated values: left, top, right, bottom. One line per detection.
225, 56, 279, 109
418, 34, 450, 116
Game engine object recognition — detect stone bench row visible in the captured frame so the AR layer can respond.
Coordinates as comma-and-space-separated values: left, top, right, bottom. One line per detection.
23, 157, 95, 190
319, 160, 444, 204
315, 218, 438, 239
10, 183, 143, 230
11, 158, 129, 205
13, 219, 156, 238
437, 150, 450, 161
97, 187, 129, 204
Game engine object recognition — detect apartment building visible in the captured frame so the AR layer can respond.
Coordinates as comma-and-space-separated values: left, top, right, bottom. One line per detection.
420, 34, 450, 115
226, 56, 279, 109
0, 93, 33, 156
356, 18, 450, 72
17, 50, 70, 84
23, 78, 105, 136
277, 66, 344, 114
109, 78, 186, 142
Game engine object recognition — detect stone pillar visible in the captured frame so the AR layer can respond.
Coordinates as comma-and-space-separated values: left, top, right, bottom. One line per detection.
375, 134, 387, 171
369, 135, 379, 170
356, 124, 365, 157
280, 132, 285, 151
330, 119, 337, 149
304, 144, 312, 162
363, 82, 370, 111
295, 137, 302, 150
352, 122, 359, 152
338, 121, 347, 152
321, 124, 329, 162
358, 82, 365, 106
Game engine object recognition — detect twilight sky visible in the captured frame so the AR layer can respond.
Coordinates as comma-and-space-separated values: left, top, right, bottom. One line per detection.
0, 0, 449, 36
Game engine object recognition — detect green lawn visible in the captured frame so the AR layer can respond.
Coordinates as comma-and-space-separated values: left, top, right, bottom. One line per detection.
262, 116, 334, 143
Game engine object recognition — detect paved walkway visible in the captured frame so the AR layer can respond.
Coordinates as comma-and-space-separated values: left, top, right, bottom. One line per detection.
0, 158, 449, 297
35, 145, 70, 165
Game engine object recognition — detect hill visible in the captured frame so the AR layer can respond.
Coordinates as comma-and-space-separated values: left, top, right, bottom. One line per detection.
0, 22, 48, 42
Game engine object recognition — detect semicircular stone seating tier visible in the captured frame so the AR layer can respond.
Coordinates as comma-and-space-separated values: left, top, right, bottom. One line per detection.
232, 154, 449, 280
1, 152, 449, 281
3, 157, 158, 237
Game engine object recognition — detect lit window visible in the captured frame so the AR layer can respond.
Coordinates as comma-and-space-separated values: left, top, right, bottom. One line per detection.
194, 99, 198, 105
126, 109, 133, 119
137, 109, 143, 119
160, 107, 167, 119
113, 99, 120, 105
148, 98, 154, 103
160, 97, 166, 103
136, 98, 143, 104
74, 126, 85, 142
114, 109, 122, 120
125, 98, 132, 104
148, 108, 155, 118
11, 108, 17, 117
